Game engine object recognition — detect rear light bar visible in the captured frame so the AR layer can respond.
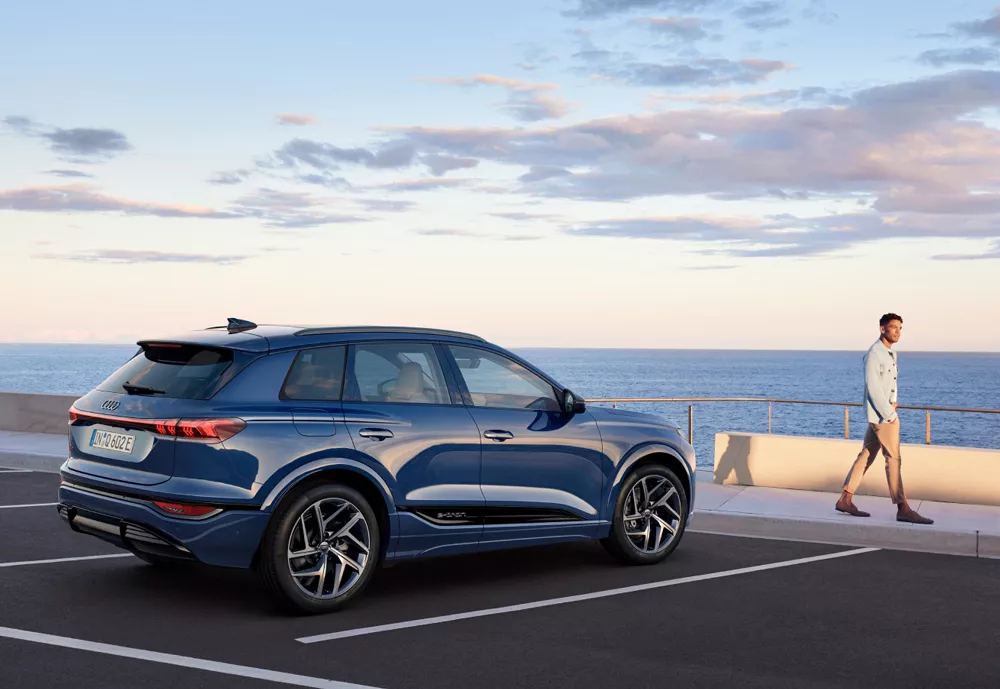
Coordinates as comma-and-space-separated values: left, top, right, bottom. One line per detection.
69, 409, 245, 443
153, 501, 220, 518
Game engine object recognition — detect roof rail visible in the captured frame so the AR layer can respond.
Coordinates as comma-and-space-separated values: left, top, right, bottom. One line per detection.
293, 325, 486, 342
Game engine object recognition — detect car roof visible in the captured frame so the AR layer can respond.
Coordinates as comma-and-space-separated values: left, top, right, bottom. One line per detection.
136, 322, 489, 353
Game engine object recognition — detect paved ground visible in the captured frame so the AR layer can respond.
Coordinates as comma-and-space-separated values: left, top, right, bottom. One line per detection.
1, 469, 998, 688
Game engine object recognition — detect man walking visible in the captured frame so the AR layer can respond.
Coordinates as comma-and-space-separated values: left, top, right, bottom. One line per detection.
835, 313, 933, 524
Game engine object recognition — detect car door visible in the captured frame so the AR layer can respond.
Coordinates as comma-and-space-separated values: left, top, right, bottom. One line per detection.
341, 340, 484, 560
442, 344, 606, 550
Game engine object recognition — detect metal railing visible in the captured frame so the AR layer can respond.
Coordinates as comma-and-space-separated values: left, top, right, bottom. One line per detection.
585, 397, 1000, 445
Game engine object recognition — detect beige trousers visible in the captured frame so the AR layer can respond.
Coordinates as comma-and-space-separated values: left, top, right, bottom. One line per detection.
842, 420, 906, 504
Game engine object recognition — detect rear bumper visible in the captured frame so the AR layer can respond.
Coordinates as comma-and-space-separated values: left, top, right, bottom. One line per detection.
58, 482, 270, 568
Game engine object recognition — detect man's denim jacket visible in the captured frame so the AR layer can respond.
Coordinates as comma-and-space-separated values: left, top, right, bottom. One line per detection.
864, 339, 898, 424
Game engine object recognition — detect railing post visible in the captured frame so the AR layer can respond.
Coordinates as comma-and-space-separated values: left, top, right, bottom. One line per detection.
688, 404, 693, 445
612, 402, 616, 409
844, 406, 849, 439
768, 403, 772, 434
926, 410, 931, 445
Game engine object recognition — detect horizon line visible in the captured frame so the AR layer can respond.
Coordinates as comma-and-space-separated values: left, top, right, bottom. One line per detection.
1, 341, 998, 355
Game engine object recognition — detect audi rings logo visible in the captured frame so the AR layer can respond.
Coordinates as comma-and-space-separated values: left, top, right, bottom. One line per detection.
101, 399, 120, 411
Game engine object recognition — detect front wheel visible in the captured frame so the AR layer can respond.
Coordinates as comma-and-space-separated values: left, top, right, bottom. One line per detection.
602, 465, 688, 565
258, 483, 380, 614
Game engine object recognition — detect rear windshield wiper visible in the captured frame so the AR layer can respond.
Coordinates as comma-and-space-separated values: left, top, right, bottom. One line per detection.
122, 383, 166, 395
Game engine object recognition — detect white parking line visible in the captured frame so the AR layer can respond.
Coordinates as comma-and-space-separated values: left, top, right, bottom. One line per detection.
0, 554, 133, 569
296, 546, 880, 644
0, 469, 33, 474
0, 502, 58, 509
0, 625, 381, 688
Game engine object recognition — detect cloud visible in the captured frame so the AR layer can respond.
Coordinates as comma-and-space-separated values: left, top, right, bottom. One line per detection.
500, 234, 544, 241
422, 153, 480, 175
873, 192, 1000, 215
416, 229, 483, 237
687, 264, 739, 270
0, 184, 234, 219
489, 211, 561, 221
918, 47, 1000, 67
564, 211, 1000, 258
567, 0, 720, 19
518, 165, 573, 183
590, 56, 794, 87
0, 184, 369, 229
227, 188, 369, 228
266, 139, 417, 177
954, 9, 1000, 43
933, 240, 1000, 261
355, 198, 417, 213
376, 178, 473, 192
646, 86, 848, 107
275, 113, 319, 126
634, 16, 716, 43
208, 170, 251, 185
733, 1, 791, 31
35, 250, 249, 265
5, 116, 132, 163
45, 169, 94, 179
802, 0, 837, 24
419, 74, 574, 121
389, 69, 1000, 204
517, 43, 559, 71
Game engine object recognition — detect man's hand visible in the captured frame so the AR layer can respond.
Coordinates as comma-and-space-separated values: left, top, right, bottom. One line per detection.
892, 402, 898, 410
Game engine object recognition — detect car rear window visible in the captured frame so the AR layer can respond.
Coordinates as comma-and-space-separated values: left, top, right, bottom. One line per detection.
97, 344, 234, 399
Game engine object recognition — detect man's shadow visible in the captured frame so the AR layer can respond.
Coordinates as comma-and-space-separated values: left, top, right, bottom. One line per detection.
713, 433, 754, 486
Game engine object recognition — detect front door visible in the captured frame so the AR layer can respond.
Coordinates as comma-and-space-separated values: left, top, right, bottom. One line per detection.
443, 345, 606, 550
341, 341, 484, 560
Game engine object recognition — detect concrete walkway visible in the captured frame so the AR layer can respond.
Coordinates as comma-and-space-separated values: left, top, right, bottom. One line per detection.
3, 431, 998, 559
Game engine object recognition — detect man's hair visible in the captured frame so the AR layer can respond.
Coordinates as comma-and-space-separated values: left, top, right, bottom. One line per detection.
880, 313, 903, 328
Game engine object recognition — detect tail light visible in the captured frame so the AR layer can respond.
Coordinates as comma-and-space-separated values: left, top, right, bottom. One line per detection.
69, 408, 245, 443
153, 501, 219, 518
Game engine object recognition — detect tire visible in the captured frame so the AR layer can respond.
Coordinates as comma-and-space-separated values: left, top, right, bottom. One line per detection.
258, 483, 380, 614
602, 464, 688, 565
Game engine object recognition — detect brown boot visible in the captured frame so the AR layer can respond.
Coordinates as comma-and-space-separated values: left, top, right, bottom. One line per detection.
835, 492, 870, 517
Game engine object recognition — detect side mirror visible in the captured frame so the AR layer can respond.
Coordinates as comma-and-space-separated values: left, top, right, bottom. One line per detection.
563, 389, 586, 414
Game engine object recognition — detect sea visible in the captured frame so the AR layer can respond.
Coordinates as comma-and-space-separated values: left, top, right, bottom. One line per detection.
1, 344, 998, 469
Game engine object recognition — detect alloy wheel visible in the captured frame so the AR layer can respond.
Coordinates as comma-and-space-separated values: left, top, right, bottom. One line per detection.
286, 497, 371, 600
622, 475, 683, 554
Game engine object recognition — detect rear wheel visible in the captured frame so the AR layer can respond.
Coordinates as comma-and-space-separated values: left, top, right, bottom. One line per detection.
259, 483, 380, 614
602, 465, 688, 565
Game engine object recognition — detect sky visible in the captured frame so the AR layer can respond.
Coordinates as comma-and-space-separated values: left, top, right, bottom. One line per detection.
1, 0, 999, 351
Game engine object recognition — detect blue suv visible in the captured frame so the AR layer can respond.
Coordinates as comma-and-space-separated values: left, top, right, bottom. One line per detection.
58, 319, 696, 613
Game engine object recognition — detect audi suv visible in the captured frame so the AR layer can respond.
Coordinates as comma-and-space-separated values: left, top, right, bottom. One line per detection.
58, 319, 696, 613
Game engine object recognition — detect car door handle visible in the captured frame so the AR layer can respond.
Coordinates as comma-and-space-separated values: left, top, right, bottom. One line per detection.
483, 430, 513, 442
358, 428, 394, 441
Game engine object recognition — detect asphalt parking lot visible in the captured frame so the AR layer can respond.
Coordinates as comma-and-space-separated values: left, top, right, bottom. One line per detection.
1, 468, 999, 689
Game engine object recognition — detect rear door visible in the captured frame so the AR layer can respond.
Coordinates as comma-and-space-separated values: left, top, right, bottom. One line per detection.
66, 343, 239, 486
340, 341, 484, 559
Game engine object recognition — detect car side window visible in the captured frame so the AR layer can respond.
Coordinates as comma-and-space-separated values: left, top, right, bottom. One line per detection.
346, 343, 450, 405
280, 346, 346, 401
448, 346, 561, 411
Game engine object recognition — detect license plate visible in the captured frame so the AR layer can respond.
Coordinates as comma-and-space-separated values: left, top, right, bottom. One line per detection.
90, 429, 136, 454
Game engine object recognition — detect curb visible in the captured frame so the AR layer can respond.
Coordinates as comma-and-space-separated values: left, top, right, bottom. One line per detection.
0, 451, 64, 473
689, 510, 987, 558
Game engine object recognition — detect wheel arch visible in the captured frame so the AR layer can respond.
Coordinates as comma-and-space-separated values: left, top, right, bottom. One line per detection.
604, 445, 694, 521
254, 461, 398, 565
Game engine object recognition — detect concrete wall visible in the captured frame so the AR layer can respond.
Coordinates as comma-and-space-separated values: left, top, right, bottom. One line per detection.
0, 392, 79, 434
714, 432, 1000, 508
